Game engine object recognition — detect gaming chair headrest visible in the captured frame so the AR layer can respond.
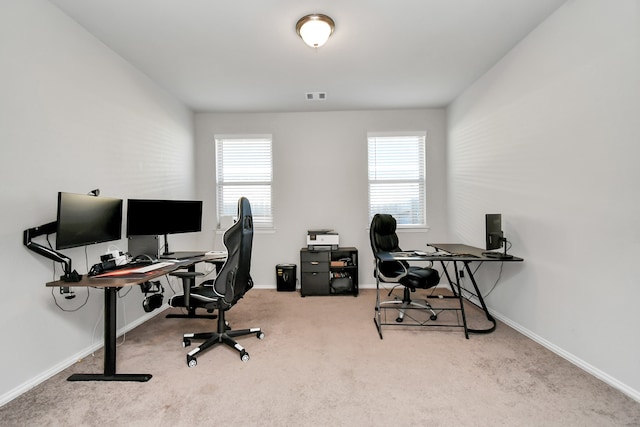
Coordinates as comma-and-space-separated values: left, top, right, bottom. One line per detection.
238, 196, 252, 220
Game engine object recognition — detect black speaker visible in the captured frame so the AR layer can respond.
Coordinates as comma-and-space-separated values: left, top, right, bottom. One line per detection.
276, 264, 296, 292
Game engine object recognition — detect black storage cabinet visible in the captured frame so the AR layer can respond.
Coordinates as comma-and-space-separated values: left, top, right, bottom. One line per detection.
276, 264, 297, 292
299, 247, 358, 297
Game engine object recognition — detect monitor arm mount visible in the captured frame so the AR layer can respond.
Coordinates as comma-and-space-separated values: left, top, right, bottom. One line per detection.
23, 221, 82, 282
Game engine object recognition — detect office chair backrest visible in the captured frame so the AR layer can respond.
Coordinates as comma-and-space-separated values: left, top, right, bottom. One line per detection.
370, 213, 408, 278
214, 197, 254, 307
370, 214, 402, 253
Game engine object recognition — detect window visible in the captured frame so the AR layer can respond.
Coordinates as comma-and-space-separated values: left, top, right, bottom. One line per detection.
215, 135, 273, 228
367, 132, 426, 227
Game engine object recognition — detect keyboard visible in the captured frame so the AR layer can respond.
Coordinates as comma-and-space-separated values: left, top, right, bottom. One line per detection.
130, 261, 174, 273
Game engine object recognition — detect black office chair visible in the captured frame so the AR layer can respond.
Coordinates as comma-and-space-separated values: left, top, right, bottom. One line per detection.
176, 197, 263, 367
370, 213, 440, 322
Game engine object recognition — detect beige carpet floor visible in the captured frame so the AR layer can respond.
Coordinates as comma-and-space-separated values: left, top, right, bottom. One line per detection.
1, 288, 639, 426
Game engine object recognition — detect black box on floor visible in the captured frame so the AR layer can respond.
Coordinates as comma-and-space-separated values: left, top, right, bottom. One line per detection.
276, 264, 296, 292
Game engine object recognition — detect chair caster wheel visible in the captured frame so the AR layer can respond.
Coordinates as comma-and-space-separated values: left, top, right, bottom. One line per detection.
257, 331, 265, 340
430, 314, 438, 321
187, 356, 197, 368
240, 351, 250, 362
395, 317, 404, 323
183, 338, 191, 347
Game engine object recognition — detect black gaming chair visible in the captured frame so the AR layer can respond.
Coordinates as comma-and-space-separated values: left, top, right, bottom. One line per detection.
173, 197, 263, 367
370, 213, 440, 322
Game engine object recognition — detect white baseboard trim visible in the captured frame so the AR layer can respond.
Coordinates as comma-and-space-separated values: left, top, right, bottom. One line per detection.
488, 307, 640, 403
0, 306, 167, 407
362, 282, 640, 402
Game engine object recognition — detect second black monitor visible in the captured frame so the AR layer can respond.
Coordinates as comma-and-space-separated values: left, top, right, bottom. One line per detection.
485, 213, 504, 251
127, 199, 203, 237
484, 213, 513, 259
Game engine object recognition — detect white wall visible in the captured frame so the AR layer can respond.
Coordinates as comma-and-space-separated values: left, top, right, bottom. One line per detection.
447, 0, 640, 399
7, 0, 637, 410
194, 110, 449, 288
0, 0, 196, 403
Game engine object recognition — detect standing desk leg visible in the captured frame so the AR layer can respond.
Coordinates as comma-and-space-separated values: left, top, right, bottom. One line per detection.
464, 263, 497, 334
67, 287, 152, 382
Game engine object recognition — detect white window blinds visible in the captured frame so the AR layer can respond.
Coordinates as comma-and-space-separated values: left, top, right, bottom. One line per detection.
367, 132, 427, 227
215, 135, 273, 228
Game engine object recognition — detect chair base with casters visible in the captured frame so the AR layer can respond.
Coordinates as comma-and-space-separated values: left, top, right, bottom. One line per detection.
167, 271, 217, 319
382, 285, 438, 323
183, 301, 264, 367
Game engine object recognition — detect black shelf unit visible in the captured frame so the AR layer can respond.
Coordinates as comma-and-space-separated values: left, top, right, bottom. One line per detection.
300, 247, 358, 297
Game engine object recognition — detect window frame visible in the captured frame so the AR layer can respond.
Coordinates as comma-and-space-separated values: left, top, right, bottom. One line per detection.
214, 134, 274, 229
367, 131, 428, 229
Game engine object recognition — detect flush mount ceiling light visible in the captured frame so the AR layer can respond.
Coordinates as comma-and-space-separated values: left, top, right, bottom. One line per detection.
296, 14, 335, 48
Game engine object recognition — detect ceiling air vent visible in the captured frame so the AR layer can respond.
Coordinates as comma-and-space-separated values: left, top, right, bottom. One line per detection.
305, 92, 327, 101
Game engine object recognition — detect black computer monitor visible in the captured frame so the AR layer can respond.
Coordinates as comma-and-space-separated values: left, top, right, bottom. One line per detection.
485, 214, 503, 251
126, 199, 203, 255
56, 192, 123, 250
484, 213, 512, 259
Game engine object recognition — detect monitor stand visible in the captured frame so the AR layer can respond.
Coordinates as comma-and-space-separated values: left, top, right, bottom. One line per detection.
484, 251, 514, 259
484, 240, 513, 259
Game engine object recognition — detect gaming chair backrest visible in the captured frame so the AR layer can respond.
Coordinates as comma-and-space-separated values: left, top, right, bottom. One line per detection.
369, 213, 407, 278
213, 197, 254, 307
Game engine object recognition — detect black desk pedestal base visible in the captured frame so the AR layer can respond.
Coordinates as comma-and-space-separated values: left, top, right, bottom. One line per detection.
68, 373, 151, 382
66, 287, 152, 382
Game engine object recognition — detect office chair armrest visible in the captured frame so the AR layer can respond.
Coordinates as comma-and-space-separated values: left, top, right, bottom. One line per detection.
376, 258, 409, 283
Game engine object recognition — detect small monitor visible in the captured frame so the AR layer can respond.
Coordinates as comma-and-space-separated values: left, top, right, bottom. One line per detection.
485, 214, 504, 251
56, 192, 123, 250
484, 214, 512, 259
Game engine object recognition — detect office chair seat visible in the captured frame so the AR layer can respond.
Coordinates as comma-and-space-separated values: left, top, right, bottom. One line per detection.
166, 271, 217, 319
398, 266, 440, 290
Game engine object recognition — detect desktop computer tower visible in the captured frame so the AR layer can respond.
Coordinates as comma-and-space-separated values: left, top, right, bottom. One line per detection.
276, 264, 296, 292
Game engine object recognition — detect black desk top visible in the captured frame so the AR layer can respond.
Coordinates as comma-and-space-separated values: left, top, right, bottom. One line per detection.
46, 254, 222, 288
375, 243, 523, 262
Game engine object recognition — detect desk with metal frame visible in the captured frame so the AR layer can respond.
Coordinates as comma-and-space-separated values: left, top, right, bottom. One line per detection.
45, 254, 222, 382
373, 243, 523, 339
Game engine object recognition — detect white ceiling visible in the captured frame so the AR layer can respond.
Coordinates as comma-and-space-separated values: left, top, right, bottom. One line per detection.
48, 0, 566, 113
